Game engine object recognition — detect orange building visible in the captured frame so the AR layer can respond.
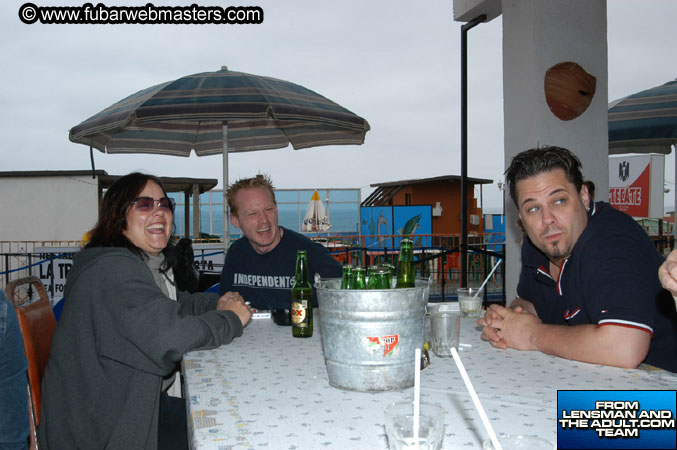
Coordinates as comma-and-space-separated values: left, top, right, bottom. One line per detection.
362, 175, 493, 235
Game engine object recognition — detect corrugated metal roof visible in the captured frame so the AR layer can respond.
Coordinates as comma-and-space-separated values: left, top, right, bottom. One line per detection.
370, 174, 493, 187
363, 174, 493, 206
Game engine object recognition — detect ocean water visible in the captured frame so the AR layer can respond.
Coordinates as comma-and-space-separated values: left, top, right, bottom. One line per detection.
170, 190, 361, 238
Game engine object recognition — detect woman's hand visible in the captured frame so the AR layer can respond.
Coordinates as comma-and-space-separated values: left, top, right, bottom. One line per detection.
659, 249, 677, 298
217, 291, 252, 326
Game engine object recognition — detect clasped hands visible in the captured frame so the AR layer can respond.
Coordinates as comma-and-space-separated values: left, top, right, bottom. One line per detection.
477, 300, 542, 351
216, 291, 253, 326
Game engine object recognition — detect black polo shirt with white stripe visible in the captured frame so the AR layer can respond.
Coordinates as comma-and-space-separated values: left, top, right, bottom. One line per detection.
517, 201, 677, 372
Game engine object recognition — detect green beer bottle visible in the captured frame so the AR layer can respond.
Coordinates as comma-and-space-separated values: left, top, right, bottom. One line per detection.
340, 265, 353, 289
351, 267, 367, 289
291, 250, 313, 337
396, 238, 416, 288
367, 265, 391, 289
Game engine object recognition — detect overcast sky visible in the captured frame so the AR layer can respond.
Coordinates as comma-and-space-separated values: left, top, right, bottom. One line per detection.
2, 0, 676, 213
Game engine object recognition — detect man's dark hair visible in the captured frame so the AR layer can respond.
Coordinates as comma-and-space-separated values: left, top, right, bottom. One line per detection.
505, 146, 584, 206
583, 180, 596, 202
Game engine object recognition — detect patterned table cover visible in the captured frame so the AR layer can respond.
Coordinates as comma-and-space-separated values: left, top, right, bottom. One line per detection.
182, 314, 676, 450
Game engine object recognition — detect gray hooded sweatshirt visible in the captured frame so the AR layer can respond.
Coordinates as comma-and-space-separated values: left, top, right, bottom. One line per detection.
38, 247, 242, 449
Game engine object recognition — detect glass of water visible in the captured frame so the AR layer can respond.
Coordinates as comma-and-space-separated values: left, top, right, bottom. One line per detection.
457, 287, 483, 318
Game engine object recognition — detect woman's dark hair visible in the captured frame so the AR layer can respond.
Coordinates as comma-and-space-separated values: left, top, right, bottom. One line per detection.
86, 172, 175, 264
505, 146, 584, 207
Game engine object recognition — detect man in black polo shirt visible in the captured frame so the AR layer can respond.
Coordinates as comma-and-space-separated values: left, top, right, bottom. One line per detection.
479, 146, 677, 372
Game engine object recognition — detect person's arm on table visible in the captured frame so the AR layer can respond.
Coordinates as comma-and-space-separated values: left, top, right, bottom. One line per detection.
216, 292, 252, 326
484, 304, 651, 369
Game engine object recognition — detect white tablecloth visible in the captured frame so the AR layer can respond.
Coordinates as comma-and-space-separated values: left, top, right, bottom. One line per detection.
182, 314, 676, 450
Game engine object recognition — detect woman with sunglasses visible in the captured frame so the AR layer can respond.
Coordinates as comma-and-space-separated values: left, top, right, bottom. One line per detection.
39, 172, 252, 450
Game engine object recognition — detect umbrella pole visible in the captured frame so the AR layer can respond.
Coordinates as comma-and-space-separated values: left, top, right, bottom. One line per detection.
223, 123, 230, 252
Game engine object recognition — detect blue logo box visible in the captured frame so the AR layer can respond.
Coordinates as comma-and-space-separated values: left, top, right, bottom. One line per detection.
557, 390, 676, 449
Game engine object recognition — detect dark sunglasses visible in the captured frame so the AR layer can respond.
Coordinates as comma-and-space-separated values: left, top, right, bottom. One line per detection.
132, 197, 175, 213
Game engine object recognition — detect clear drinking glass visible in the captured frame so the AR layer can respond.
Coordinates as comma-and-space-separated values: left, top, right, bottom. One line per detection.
384, 401, 445, 450
457, 287, 483, 318
430, 311, 461, 357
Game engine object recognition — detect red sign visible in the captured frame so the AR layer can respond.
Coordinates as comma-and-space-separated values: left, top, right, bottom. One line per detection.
609, 158, 651, 217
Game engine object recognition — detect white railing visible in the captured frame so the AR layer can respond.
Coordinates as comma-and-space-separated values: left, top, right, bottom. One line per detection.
1, 241, 83, 300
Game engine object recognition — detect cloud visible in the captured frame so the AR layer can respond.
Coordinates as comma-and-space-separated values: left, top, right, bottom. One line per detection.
1, 0, 676, 213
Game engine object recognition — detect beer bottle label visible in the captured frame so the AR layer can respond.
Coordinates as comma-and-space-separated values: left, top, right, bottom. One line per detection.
291, 300, 308, 326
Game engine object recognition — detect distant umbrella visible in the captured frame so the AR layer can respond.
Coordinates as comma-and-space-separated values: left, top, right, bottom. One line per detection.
608, 78, 677, 154
69, 66, 370, 247
302, 190, 331, 233
609, 79, 677, 233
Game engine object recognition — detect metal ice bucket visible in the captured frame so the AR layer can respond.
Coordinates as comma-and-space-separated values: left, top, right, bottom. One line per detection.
315, 276, 430, 392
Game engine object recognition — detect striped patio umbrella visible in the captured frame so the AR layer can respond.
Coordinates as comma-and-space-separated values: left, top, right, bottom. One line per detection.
608, 78, 677, 155
69, 66, 370, 247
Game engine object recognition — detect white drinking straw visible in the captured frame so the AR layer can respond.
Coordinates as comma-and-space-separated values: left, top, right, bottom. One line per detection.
471, 259, 503, 301
413, 347, 421, 450
450, 347, 502, 450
